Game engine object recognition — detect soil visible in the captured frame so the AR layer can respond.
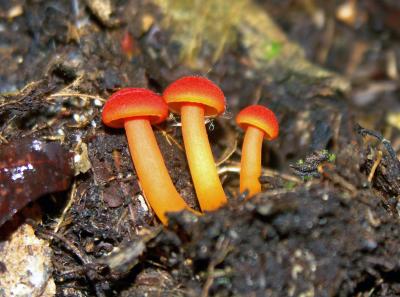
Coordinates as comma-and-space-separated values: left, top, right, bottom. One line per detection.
1, 1, 400, 296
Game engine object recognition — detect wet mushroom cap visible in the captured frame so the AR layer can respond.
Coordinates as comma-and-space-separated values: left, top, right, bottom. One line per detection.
163, 76, 225, 116
102, 88, 168, 128
236, 105, 279, 140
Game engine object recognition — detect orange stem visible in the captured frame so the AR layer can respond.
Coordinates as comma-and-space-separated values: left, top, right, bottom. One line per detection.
240, 126, 264, 197
124, 118, 196, 224
181, 104, 227, 211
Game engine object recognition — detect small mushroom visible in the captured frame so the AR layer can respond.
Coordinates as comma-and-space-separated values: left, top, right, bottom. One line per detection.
163, 76, 227, 211
102, 88, 196, 224
236, 105, 279, 197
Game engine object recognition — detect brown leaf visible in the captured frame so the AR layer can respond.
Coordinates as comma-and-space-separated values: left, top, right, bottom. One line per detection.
0, 139, 73, 226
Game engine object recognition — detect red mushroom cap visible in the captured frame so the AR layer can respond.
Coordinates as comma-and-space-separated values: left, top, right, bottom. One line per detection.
102, 88, 168, 128
163, 76, 225, 117
236, 105, 279, 140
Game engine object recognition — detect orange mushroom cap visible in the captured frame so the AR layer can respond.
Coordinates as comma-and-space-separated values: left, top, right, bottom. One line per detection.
236, 105, 279, 140
163, 76, 225, 116
102, 88, 168, 128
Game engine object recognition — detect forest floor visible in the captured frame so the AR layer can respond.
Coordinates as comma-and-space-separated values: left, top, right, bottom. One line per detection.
1, 0, 400, 296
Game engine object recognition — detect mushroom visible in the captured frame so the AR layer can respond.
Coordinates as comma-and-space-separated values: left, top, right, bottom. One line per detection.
236, 105, 279, 197
102, 88, 196, 225
163, 76, 227, 211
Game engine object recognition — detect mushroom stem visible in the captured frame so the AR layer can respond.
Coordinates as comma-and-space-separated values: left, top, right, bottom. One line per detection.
240, 125, 264, 197
124, 118, 194, 224
181, 104, 227, 211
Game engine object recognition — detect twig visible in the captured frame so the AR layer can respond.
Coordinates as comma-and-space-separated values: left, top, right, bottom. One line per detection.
0, 98, 25, 108
216, 139, 237, 166
29, 220, 90, 265
54, 181, 77, 233
156, 126, 184, 151
201, 237, 232, 297
356, 124, 397, 160
48, 92, 106, 102
318, 164, 357, 195
0, 133, 8, 144
218, 162, 301, 183
368, 150, 383, 183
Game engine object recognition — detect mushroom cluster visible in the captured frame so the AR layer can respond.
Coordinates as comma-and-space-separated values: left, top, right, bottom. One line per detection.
102, 76, 279, 225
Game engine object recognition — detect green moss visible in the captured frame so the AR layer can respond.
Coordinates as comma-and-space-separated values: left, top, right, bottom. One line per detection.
284, 181, 297, 190
264, 41, 283, 60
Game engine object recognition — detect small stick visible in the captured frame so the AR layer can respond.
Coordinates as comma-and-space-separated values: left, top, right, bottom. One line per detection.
49, 92, 106, 102
368, 150, 383, 183
54, 181, 77, 233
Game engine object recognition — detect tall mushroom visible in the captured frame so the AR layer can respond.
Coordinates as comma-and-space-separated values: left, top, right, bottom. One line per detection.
163, 76, 227, 211
102, 88, 196, 225
236, 105, 279, 197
